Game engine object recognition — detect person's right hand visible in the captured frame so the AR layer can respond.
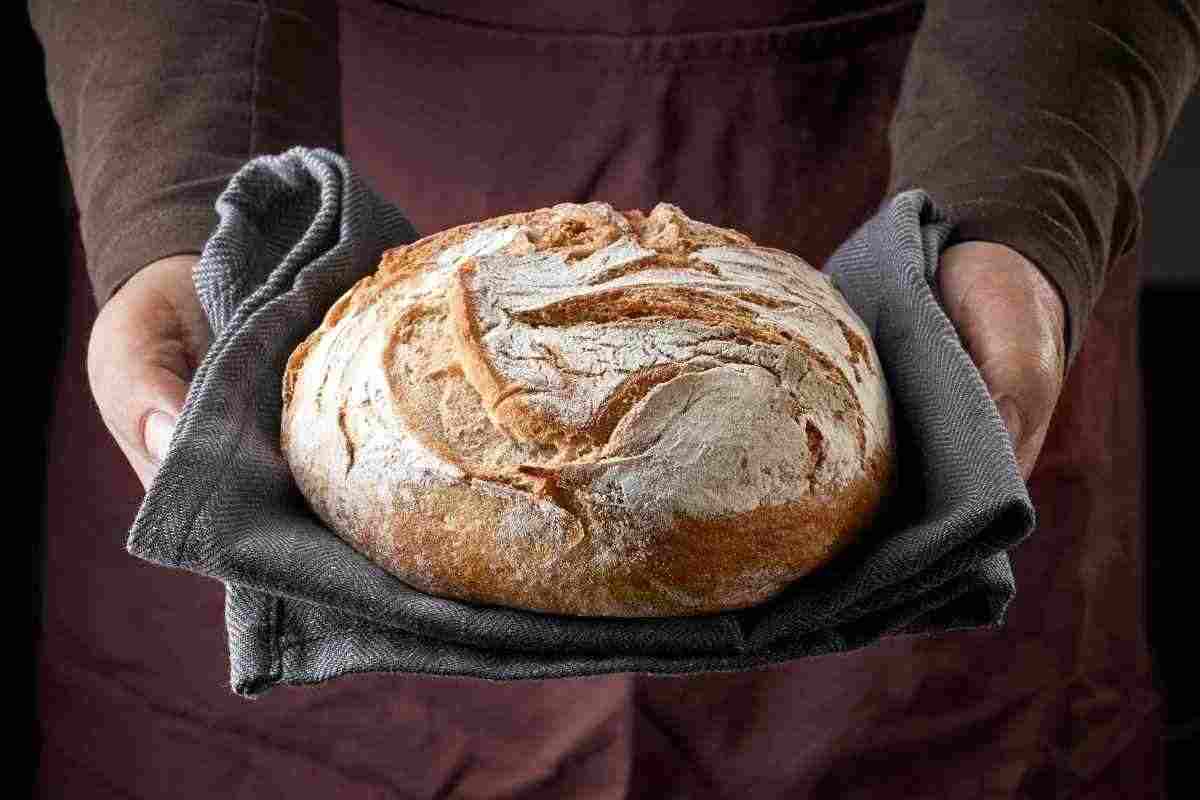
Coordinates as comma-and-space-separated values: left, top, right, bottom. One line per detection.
87, 254, 211, 492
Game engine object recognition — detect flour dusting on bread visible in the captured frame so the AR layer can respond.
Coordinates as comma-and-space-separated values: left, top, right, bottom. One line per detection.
281, 202, 895, 616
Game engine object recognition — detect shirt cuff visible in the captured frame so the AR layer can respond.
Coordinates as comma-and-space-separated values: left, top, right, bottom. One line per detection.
90, 199, 218, 308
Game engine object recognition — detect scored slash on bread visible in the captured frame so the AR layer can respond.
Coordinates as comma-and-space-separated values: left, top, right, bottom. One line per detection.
281, 201, 895, 617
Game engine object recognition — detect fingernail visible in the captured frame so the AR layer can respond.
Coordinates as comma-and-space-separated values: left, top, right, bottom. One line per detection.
145, 411, 177, 464
996, 397, 1022, 452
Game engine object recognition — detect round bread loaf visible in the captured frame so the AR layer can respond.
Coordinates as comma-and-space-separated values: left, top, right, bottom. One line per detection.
280, 201, 895, 617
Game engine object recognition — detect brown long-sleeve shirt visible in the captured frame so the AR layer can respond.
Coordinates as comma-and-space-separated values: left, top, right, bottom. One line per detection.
29, 0, 1200, 370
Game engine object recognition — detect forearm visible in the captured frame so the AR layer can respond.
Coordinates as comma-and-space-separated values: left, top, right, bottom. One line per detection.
888, 0, 1200, 370
30, 0, 342, 308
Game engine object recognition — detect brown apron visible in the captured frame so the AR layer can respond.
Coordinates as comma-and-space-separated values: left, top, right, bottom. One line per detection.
37, 1, 1163, 796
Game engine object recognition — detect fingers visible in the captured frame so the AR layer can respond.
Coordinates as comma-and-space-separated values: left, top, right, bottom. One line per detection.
87, 255, 204, 492
937, 242, 1067, 481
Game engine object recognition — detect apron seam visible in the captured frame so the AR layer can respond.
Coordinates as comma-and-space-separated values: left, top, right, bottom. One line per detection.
351, 0, 926, 65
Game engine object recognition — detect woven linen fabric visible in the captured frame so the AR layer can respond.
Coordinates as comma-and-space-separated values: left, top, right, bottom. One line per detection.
126, 147, 1036, 698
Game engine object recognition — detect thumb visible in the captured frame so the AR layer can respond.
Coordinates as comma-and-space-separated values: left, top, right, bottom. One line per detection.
87, 255, 206, 491
89, 311, 193, 491
134, 369, 189, 466
143, 408, 177, 466
993, 395, 1026, 461
937, 242, 1067, 481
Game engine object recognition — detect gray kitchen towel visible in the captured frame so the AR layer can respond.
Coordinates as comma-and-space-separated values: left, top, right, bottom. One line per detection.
127, 147, 1036, 698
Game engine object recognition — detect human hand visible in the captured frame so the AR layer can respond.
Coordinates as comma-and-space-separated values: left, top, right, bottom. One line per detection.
936, 241, 1067, 482
87, 254, 211, 492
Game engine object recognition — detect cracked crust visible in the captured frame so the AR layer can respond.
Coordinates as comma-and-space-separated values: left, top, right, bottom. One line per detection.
280, 202, 896, 617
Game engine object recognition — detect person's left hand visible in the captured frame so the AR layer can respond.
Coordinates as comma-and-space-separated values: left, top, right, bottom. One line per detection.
936, 241, 1068, 482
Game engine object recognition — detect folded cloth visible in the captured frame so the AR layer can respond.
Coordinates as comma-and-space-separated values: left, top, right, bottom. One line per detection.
126, 147, 1035, 698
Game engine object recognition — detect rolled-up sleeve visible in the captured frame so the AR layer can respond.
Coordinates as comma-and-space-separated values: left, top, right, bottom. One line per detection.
888, 0, 1200, 371
30, 0, 342, 308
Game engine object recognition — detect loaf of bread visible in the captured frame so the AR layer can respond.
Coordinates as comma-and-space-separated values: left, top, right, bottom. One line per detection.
280, 201, 895, 617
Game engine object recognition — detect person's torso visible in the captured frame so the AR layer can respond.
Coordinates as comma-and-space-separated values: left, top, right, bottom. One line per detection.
389, 0, 908, 34
332, 2, 1158, 796
339, 0, 925, 268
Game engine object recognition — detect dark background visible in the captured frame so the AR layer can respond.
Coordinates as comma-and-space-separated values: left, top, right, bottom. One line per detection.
22, 4, 1197, 797
1139, 82, 1199, 792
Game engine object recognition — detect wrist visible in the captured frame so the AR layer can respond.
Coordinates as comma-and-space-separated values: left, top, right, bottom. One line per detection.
109, 252, 202, 303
